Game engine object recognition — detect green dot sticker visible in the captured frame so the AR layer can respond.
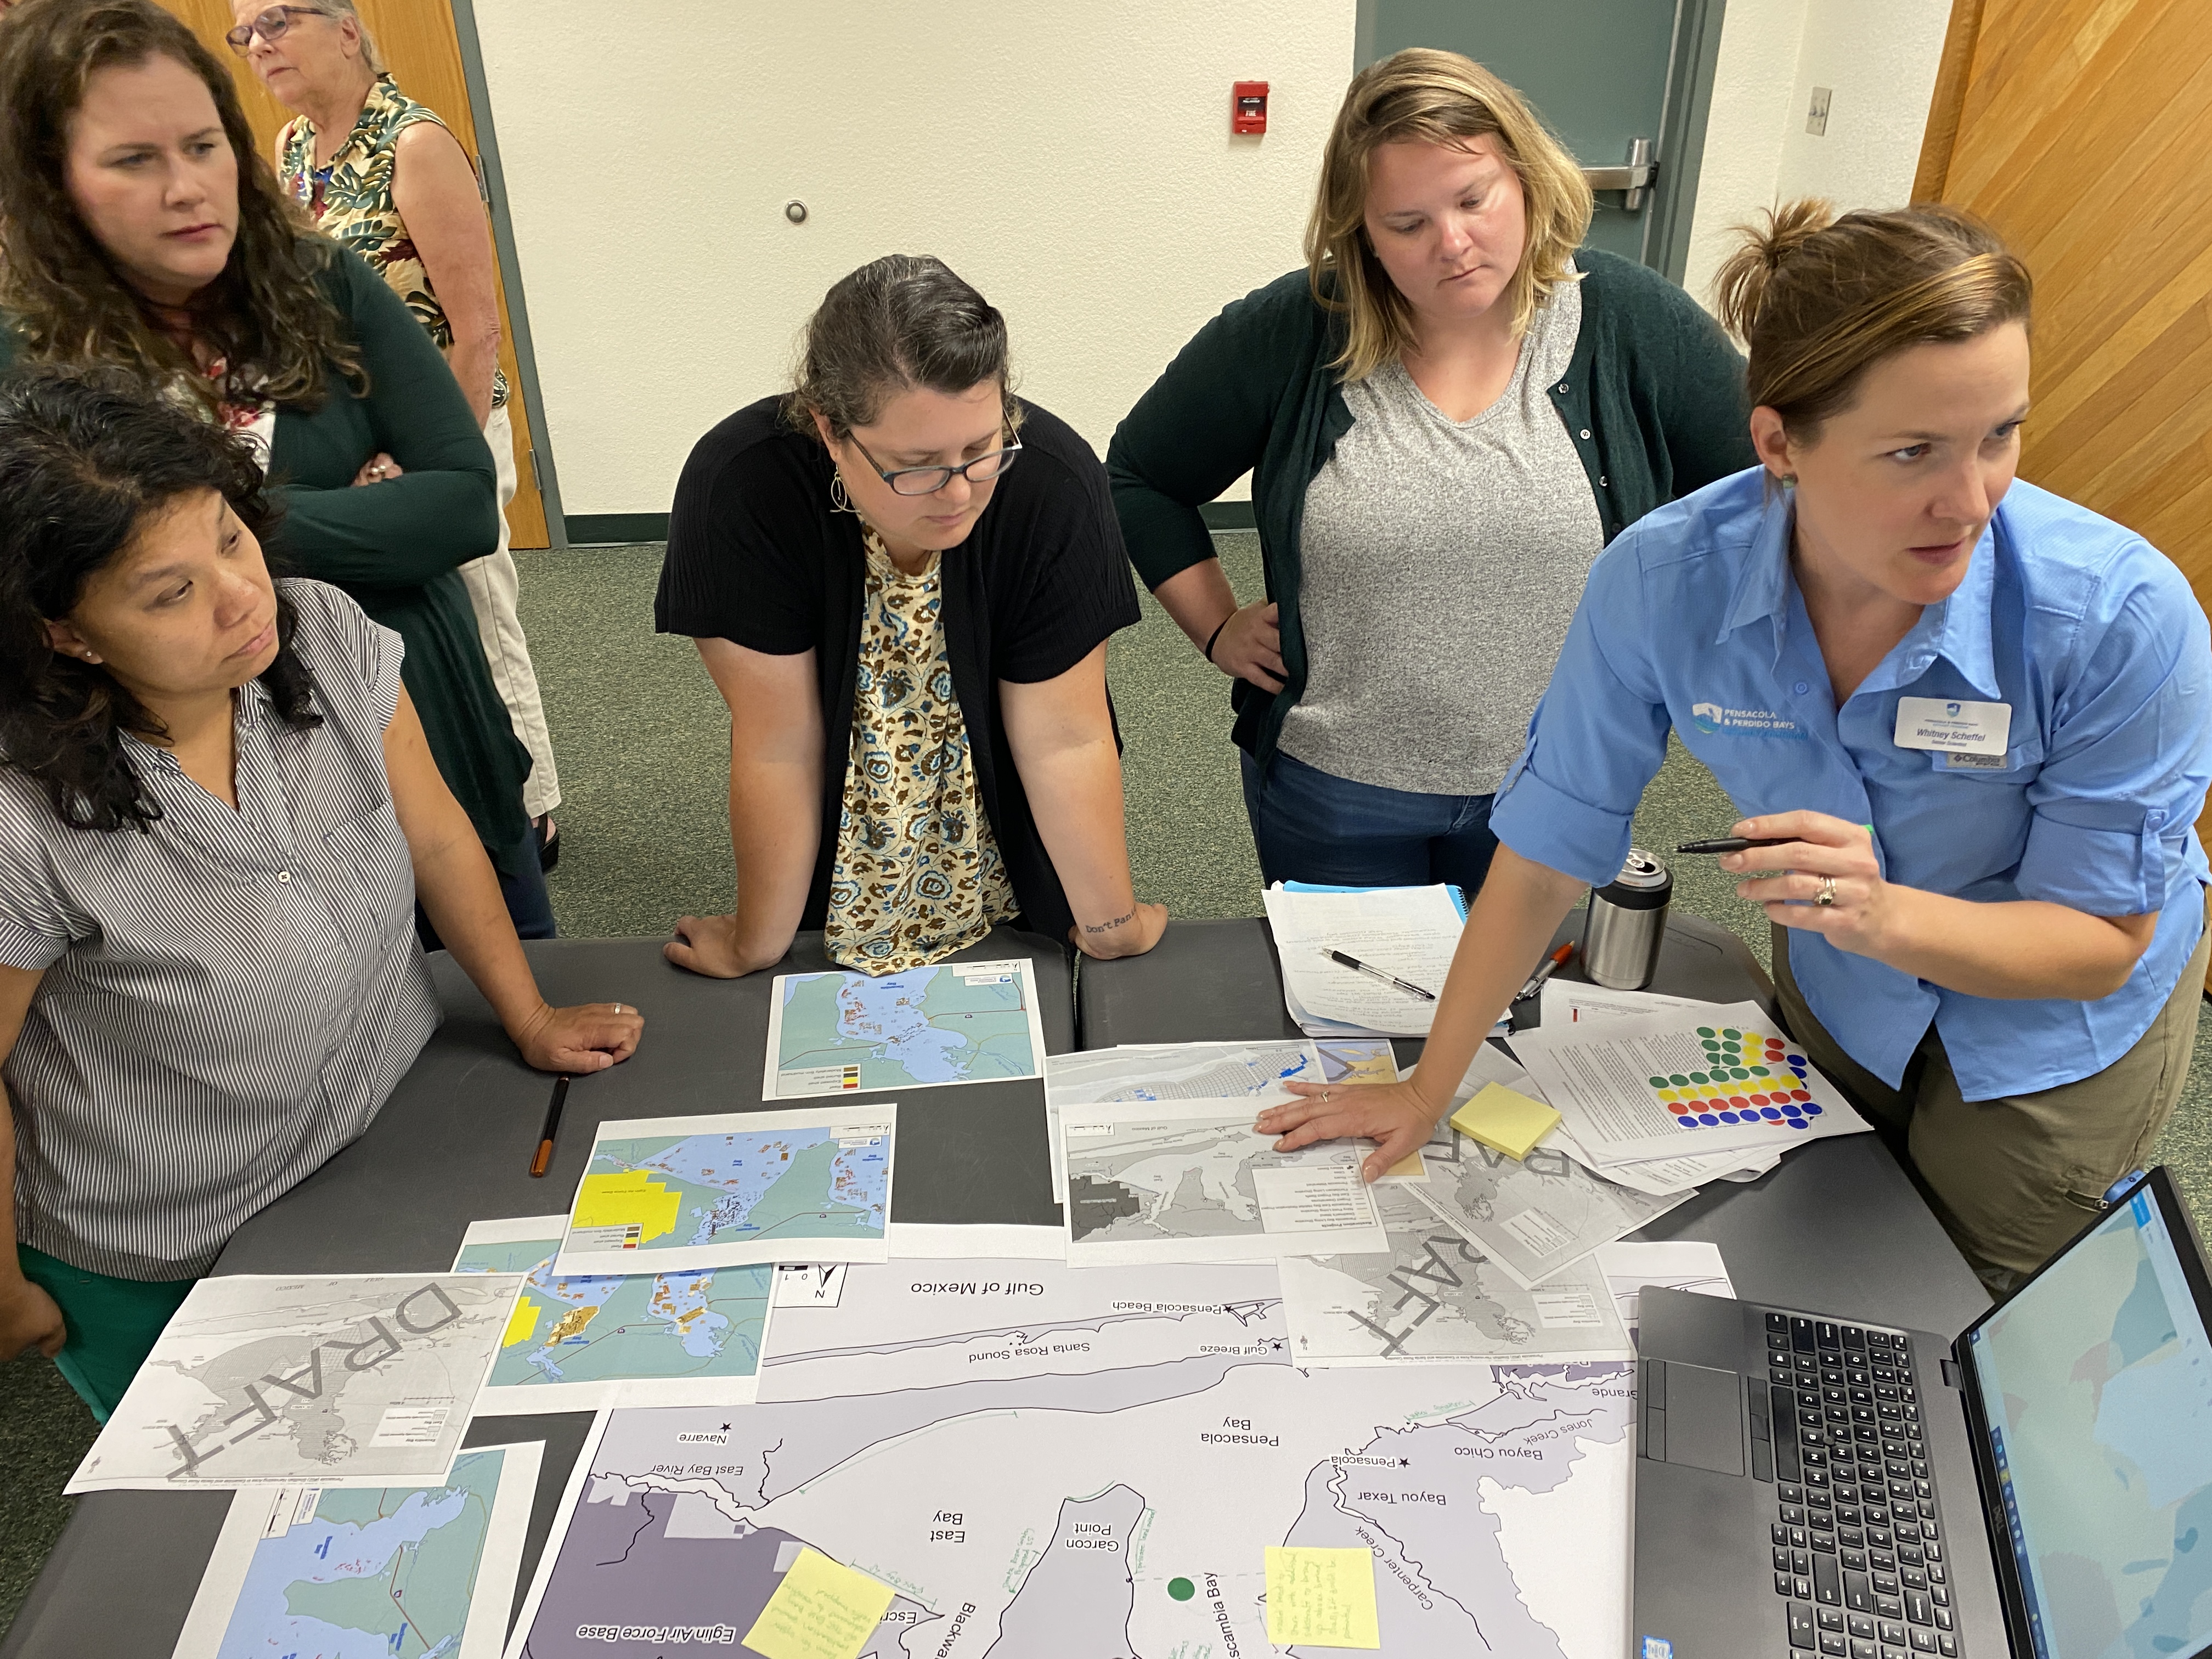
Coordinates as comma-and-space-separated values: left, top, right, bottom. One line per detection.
1697, 1027, 1715, 1038
1723, 1029, 1741, 1040
1169, 1578, 1196, 1601
1752, 1066, 1769, 1076
1649, 1077, 1667, 1088
1668, 1074, 1688, 1086
1692, 1071, 1709, 1085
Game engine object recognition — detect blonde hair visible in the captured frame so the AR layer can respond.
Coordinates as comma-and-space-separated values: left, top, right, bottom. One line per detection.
1305, 48, 1593, 382
1712, 198, 2032, 439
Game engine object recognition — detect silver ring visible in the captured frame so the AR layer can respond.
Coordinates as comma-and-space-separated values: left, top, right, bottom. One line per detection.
1323, 1090, 1333, 1102
1815, 877, 1837, 907
612, 1003, 624, 1015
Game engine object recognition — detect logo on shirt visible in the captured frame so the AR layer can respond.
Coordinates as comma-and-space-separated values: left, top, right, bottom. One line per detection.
1689, 701, 1807, 740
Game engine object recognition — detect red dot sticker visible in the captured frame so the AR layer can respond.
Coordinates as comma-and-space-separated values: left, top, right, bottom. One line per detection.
1791, 1090, 1811, 1102
1667, 1102, 1688, 1114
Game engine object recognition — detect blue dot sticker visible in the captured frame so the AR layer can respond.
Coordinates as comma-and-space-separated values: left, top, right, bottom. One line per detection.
1718, 1111, 1740, 1124
1761, 1107, 1782, 1120
1696, 1114, 1719, 1126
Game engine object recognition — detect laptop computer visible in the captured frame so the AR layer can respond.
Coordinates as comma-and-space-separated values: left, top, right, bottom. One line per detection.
1631, 1165, 2212, 1659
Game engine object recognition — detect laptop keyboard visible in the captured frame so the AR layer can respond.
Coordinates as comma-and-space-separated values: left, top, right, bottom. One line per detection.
1759, 1312, 1961, 1658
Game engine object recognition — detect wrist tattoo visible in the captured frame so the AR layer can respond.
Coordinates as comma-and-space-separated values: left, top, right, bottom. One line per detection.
1084, 909, 1137, 934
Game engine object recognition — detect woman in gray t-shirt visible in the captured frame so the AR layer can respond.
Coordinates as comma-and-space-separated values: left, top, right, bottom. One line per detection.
0, 374, 643, 1419
1111, 49, 1752, 893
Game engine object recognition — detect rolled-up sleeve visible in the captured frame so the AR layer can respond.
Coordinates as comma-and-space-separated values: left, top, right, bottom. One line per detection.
2017, 564, 2212, 916
1489, 539, 1675, 886
0, 819, 74, 971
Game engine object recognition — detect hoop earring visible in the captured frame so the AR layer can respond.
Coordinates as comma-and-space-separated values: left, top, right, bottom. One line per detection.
829, 472, 857, 515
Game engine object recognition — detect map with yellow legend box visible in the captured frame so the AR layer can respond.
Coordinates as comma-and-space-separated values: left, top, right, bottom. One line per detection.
450, 1217, 773, 1409
554, 1108, 896, 1278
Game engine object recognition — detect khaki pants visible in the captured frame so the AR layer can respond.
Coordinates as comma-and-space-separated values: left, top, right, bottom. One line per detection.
460, 404, 561, 818
1774, 916, 2207, 1294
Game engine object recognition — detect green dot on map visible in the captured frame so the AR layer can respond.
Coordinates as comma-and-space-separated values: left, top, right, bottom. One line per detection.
1169, 1578, 1196, 1601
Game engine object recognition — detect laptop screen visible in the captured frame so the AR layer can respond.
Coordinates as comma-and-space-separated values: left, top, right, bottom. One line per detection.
1963, 1182, 2212, 1659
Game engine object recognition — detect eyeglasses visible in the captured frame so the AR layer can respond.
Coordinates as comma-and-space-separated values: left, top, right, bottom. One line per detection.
224, 6, 320, 54
847, 432, 1023, 496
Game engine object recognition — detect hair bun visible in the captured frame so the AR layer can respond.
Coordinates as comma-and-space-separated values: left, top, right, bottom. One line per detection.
1713, 198, 1838, 341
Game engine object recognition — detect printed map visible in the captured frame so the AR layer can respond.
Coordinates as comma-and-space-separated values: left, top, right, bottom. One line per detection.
70, 1274, 516, 1491
768, 958, 1046, 1098
1414, 1125, 1688, 1289
1969, 1194, 2212, 1659
1281, 1183, 1630, 1365
454, 1227, 770, 1408
201, 1451, 511, 1658
557, 1110, 894, 1276
1059, 1102, 1386, 1264
511, 1259, 1635, 1658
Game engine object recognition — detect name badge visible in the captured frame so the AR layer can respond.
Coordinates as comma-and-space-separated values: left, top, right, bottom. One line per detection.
1894, 696, 2011, 756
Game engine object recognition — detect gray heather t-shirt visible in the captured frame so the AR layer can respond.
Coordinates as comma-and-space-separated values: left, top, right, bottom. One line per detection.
1277, 274, 1605, 797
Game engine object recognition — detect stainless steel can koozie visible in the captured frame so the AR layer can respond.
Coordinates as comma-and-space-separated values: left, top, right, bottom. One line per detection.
1583, 847, 1673, 990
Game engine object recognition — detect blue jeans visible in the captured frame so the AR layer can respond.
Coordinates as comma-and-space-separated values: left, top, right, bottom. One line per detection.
1240, 749, 1499, 894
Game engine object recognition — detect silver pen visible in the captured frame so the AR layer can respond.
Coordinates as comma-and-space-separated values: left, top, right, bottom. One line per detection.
1323, 947, 1437, 1001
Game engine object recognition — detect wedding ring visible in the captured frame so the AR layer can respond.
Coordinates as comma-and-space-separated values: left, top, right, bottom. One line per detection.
612, 1003, 624, 1014
1815, 877, 1837, 907
1323, 1090, 1334, 1103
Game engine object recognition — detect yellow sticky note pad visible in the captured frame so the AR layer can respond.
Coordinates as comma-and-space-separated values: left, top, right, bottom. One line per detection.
1448, 1082, 1561, 1160
742, 1546, 896, 1659
1380, 1149, 1428, 1180
1266, 1546, 1381, 1649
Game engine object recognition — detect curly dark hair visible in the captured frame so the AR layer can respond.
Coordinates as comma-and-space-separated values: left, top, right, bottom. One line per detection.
0, 368, 322, 833
0, 0, 364, 415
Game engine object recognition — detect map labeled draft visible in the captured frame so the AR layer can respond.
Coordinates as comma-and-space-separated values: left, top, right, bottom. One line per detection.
1060, 1098, 1389, 1266
1408, 1121, 1691, 1289
507, 1256, 1635, 1659
450, 1216, 772, 1410
1966, 1190, 2212, 1659
1043, 1040, 1327, 1192
555, 1107, 895, 1277
69, 1274, 517, 1492
765, 958, 1047, 1099
1280, 1183, 1632, 1366
171, 1440, 541, 1659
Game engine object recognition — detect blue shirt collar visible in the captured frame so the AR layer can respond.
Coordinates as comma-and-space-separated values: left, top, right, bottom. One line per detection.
1717, 489, 2002, 699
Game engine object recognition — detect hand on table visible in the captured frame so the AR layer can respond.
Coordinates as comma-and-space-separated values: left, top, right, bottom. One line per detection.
0, 1275, 65, 1362
1071, 902, 1169, 962
664, 912, 787, 979
509, 1001, 642, 1073
1722, 811, 1894, 957
1207, 601, 1284, 693
1259, 1078, 1442, 1183
351, 452, 404, 488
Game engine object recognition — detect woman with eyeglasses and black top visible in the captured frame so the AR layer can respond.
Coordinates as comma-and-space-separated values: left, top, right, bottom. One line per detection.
655, 255, 1166, 978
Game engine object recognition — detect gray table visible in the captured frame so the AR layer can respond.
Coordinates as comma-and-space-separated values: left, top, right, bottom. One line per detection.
2, 927, 1075, 1659
1079, 914, 1994, 1335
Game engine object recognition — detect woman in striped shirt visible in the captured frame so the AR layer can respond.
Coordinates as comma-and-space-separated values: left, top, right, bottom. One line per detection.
0, 373, 642, 1419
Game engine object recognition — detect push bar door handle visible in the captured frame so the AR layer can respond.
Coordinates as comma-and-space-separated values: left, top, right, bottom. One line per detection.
1583, 137, 1656, 211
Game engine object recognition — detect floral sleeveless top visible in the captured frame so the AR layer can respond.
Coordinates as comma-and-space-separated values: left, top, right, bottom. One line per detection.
824, 526, 1017, 975
276, 74, 508, 408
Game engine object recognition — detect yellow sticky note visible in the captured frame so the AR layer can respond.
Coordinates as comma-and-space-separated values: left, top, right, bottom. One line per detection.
1448, 1082, 1561, 1160
742, 1547, 896, 1659
1265, 1546, 1381, 1649
1380, 1149, 1428, 1180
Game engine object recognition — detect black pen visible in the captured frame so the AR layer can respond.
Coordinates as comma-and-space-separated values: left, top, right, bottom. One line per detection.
1676, 836, 1791, 855
529, 1074, 571, 1178
1324, 948, 1437, 1001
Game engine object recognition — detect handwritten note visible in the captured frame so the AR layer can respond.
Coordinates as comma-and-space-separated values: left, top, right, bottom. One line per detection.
742, 1546, 895, 1659
1265, 1546, 1381, 1649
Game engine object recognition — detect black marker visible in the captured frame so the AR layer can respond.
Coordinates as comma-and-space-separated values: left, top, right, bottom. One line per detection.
1675, 836, 1791, 855
529, 1075, 571, 1178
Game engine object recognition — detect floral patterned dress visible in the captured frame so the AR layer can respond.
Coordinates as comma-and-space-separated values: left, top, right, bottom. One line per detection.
824, 527, 1017, 974
276, 74, 507, 408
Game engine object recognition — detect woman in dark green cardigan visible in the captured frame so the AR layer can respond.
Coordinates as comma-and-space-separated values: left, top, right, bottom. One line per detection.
1110, 49, 1754, 895
0, 0, 546, 936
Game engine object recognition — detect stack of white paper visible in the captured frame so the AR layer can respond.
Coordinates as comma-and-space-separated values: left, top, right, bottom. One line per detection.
1511, 997, 1871, 1194
1261, 883, 1465, 1038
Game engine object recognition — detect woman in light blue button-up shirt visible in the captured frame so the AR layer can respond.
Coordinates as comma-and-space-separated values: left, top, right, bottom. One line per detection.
1260, 201, 2211, 1289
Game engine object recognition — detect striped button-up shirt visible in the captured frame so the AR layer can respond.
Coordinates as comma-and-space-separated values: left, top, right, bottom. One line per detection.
0, 579, 440, 1279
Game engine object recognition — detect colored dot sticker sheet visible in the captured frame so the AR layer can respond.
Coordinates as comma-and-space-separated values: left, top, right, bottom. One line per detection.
1508, 998, 1869, 1170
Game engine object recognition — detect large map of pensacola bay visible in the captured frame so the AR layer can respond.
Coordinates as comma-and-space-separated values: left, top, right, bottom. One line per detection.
512, 1260, 1634, 1658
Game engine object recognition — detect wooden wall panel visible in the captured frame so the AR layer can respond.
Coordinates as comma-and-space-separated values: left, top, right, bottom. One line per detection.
162, 0, 550, 546
1917, 0, 2212, 983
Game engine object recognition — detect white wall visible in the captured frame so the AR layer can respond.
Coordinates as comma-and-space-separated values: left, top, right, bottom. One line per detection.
1682, 0, 1949, 312
475, 1, 1358, 517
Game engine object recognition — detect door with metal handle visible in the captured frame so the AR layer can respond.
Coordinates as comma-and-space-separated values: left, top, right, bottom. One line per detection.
1584, 137, 1657, 213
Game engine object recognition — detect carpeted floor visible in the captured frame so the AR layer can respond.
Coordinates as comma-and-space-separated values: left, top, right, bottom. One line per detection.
4, 531, 2208, 1632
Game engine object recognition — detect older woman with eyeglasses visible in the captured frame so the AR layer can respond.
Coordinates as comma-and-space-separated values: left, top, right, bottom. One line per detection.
230, 0, 563, 868
654, 255, 1166, 978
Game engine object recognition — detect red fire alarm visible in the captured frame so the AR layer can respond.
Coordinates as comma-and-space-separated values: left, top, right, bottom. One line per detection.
1233, 81, 1269, 135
